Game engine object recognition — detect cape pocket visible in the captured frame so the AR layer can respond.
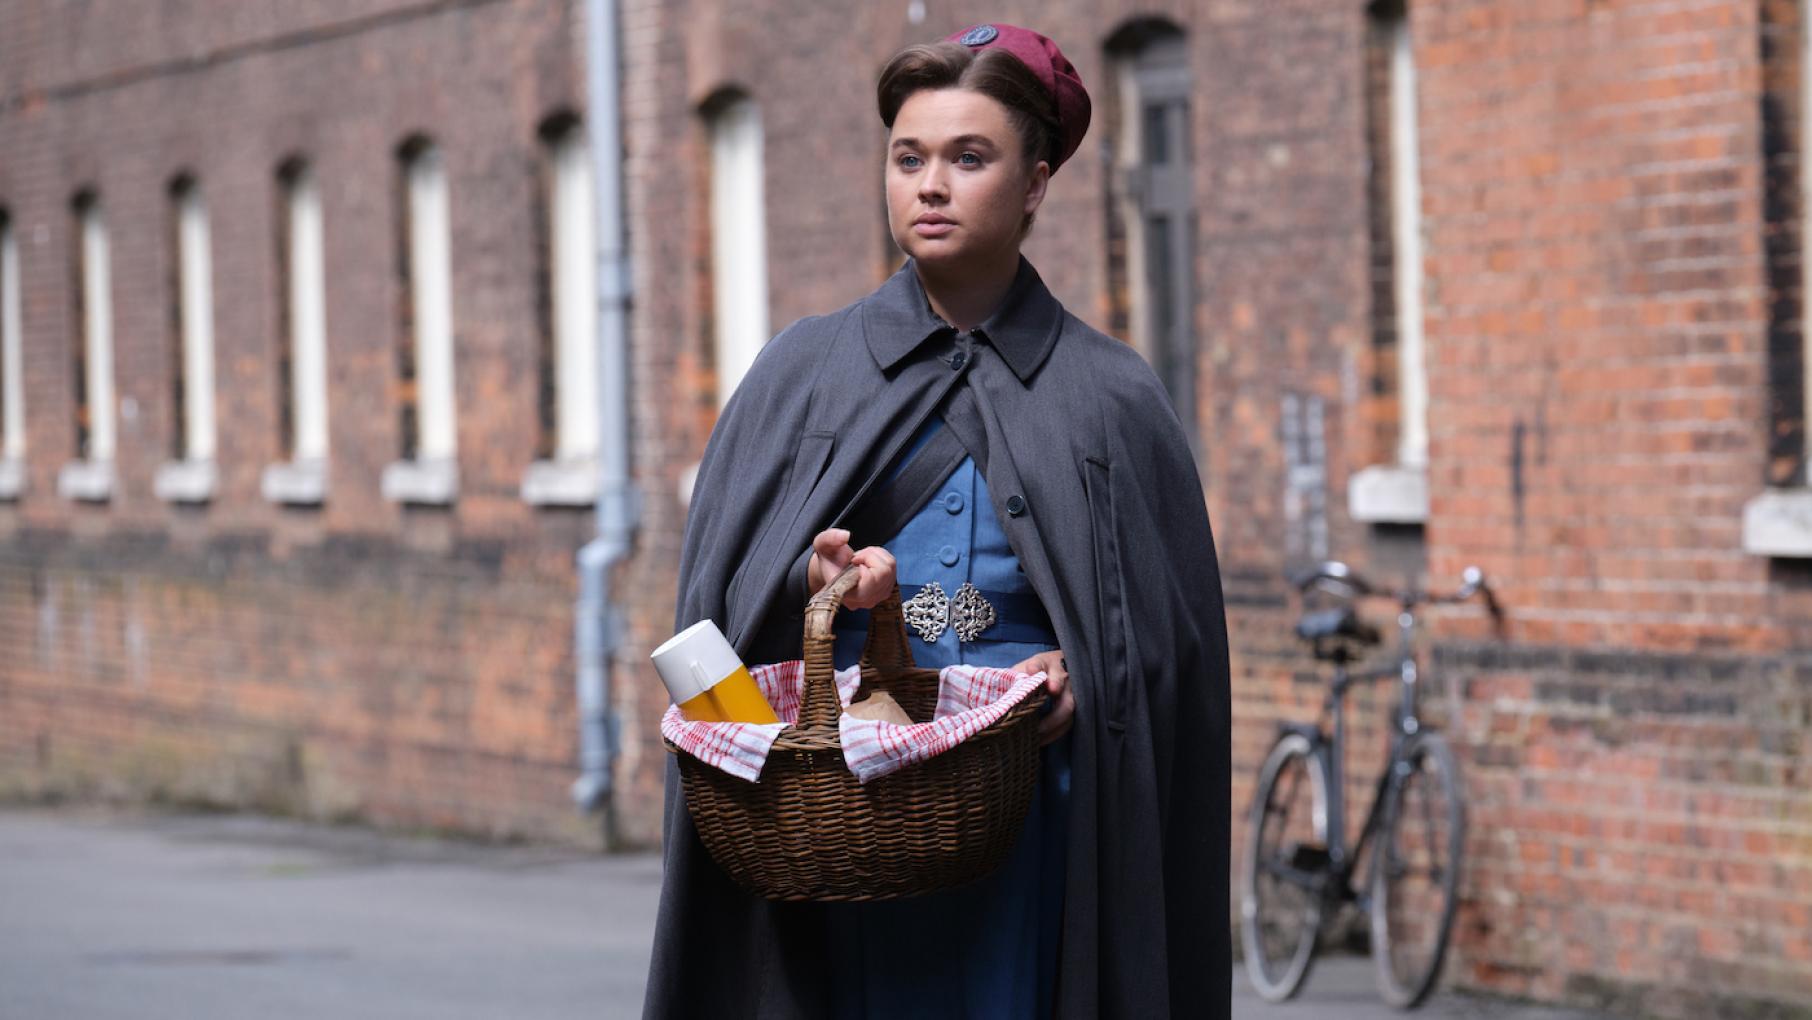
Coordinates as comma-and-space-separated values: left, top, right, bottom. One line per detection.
1084, 455, 1133, 731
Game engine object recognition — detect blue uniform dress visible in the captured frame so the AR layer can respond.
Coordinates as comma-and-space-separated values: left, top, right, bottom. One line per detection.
825, 417, 1073, 1020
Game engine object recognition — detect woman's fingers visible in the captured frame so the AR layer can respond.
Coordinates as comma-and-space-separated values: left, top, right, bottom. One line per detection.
844, 545, 897, 610
807, 528, 855, 592
1008, 650, 1075, 746
806, 531, 899, 607
813, 528, 854, 569
1009, 650, 1063, 683
1038, 683, 1075, 745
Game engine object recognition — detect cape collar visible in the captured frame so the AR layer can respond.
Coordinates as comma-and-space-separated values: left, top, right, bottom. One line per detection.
861, 256, 1063, 383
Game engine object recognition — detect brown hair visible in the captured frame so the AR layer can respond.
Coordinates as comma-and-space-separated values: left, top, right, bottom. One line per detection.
876, 42, 1059, 172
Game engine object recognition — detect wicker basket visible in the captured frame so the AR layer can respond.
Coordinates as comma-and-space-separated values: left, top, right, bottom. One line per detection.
669, 564, 1047, 902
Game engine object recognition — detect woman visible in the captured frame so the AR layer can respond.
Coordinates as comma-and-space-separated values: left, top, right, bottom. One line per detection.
644, 24, 1230, 1019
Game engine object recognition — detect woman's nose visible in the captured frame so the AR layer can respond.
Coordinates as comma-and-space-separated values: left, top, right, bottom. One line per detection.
918, 161, 949, 201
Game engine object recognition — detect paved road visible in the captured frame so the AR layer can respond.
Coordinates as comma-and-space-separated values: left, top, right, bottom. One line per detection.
0, 808, 1615, 1019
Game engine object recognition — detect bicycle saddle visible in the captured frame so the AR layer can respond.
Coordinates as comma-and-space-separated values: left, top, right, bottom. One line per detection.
1294, 606, 1381, 646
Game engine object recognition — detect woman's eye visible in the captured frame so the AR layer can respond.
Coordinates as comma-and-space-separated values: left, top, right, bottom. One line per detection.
897, 154, 922, 169
957, 152, 982, 166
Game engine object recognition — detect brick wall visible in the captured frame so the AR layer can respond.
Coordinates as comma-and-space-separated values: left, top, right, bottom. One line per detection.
1414, 1, 1811, 1013
0, 0, 607, 845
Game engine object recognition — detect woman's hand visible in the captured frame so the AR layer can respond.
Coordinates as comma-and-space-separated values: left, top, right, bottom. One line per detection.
1011, 650, 1074, 746
806, 528, 897, 611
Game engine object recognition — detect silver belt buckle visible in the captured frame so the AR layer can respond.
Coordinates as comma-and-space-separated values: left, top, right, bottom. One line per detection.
901, 581, 996, 643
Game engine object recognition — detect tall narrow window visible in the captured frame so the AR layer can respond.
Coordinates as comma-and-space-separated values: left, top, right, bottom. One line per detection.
1385, 2, 1427, 470
705, 93, 770, 408
1801, 0, 1812, 484
0, 210, 23, 499
382, 138, 458, 504
261, 159, 330, 505
57, 192, 114, 502
1107, 26, 1197, 444
522, 116, 601, 506
155, 177, 218, 503
1349, 0, 1430, 525
1743, 0, 1812, 554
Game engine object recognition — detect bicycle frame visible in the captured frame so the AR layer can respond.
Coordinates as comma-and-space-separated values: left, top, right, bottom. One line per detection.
1302, 601, 1426, 906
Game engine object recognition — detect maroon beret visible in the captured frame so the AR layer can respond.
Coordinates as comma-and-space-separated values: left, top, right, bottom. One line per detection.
945, 23, 1092, 173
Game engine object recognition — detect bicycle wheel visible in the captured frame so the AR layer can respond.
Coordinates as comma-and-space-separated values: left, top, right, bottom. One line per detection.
1240, 731, 1330, 1002
1370, 730, 1466, 1009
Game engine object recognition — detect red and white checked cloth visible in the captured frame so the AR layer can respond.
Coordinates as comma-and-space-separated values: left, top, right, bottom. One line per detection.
661, 660, 1046, 784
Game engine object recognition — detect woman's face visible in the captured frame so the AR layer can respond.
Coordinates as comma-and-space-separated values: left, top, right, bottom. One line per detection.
886, 87, 1049, 273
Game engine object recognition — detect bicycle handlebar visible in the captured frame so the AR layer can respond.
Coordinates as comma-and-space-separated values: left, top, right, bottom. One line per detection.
1288, 560, 1378, 598
1292, 560, 1502, 622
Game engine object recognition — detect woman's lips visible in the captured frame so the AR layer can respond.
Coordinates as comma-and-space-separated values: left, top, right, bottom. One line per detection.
913, 216, 955, 238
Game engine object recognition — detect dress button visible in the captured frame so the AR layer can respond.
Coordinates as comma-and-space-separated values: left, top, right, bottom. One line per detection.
950, 351, 968, 371
943, 492, 964, 514
938, 545, 960, 567
1005, 494, 1027, 517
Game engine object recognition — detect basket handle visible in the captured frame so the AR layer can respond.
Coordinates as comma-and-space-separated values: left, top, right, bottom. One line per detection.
800, 563, 914, 728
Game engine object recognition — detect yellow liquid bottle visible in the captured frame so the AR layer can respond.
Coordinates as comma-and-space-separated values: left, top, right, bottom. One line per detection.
699, 662, 778, 724
676, 687, 723, 722
653, 620, 779, 724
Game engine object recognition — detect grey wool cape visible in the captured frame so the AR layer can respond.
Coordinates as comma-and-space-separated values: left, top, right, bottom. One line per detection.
642, 256, 1231, 1019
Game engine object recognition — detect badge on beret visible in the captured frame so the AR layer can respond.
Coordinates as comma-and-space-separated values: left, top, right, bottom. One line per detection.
935, 21, 1092, 174
958, 24, 999, 46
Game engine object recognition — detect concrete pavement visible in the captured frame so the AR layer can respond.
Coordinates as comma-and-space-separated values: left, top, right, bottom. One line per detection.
0, 807, 1616, 1019
1233, 960, 1614, 1020
1, 807, 658, 1020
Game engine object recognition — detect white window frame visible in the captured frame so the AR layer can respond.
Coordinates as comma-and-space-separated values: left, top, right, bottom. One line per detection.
1741, 10, 1812, 555
382, 142, 459, 505
1113, 61, 1153, 367
707, 95, 770, 408
0, 213, 24, 499
156, 181, 219, 503
522, 122, 601, 506
58, 198, 115, 502
262, 162, 331, 506
1388, 12, 1428, 471
1113, 35, 1196, 442
1350, 3, 1430, 525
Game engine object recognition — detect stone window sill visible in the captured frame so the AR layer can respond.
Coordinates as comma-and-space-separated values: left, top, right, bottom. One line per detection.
0, 458, 22, 500
521, 458, 598, 507
1741, 489, 1812, 557
155, 459, 217, 504
1348, 463, 1428, 525
57, 460, 113, 502
382, 457, 458, 506
262, 459, 328, 506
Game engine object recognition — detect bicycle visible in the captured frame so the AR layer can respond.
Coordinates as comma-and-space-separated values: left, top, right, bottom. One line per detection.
1239, 560, 1501, 1009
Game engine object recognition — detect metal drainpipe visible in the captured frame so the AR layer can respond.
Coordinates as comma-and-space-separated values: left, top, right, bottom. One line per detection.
572, 0, 639, 836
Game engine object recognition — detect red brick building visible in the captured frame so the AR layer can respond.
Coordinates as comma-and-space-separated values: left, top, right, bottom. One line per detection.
2, 0, 1810, 1014
0, 0, 609, 845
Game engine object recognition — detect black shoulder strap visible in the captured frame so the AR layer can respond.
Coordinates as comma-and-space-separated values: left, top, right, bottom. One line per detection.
841, 422, 969, 548
841, 374, 996, 547
939, 382, 990, 478
837, 329, 1000, 550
